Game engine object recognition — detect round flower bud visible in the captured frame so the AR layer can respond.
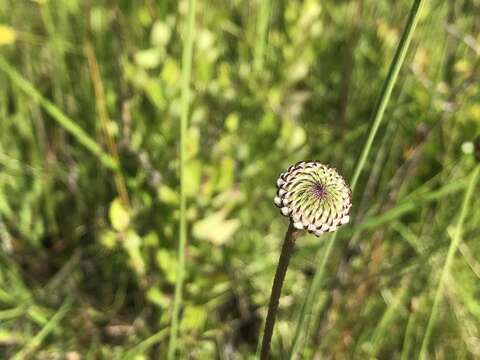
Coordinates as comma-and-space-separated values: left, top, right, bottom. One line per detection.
274, 161, 352, 236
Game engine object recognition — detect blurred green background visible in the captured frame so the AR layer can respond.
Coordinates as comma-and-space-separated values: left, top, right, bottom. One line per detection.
1, 0, 480, 358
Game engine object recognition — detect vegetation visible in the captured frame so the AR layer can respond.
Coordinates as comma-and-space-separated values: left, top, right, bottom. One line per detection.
0, 0, 479, 358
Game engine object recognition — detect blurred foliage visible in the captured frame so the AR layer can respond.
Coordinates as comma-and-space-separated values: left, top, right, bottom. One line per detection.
0, 0, 480, 358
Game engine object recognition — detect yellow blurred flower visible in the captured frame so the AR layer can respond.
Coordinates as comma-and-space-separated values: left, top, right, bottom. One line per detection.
0, 25, 16, 46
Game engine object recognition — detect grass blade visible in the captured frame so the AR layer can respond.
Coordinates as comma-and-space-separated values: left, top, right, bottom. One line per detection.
0, 56, 117, 170
290, 0, 426, 356
419, 165, 480, 359
254, 0, 270, 73
85, 42, 130, 208
167, 0, 197, 358
359, 179, 467, 231
400, 308, 418, 360
123, 328, 168, 360
11, 297, 72, 360
350, 0, 426, 191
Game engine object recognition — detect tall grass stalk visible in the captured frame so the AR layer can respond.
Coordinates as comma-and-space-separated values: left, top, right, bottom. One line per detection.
419, 165, 480, 360
400, 309, 417, 360
167, 0, 197, 358
85, 43, 130, 208
254, 0, 270, 73
0, 56, 117, 170
290, 0, 426, 356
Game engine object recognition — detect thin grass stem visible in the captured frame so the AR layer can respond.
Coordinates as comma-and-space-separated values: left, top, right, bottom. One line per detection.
167, 0, 197, 358
290, 0, 426, 356
419, 165, 480, 359
254, 0, 270, 73
85, 42, 130, 209
400, 307, 417, 360
123, 328, 168, 360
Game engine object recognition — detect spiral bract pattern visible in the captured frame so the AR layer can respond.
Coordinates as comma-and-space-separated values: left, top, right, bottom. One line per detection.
274, 161, 352, 236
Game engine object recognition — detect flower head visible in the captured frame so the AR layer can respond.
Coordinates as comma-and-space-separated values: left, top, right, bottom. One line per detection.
274, 161, 352, 236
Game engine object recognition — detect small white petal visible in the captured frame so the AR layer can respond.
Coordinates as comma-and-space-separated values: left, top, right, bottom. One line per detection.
293, 221, 304, 230
274, 197, 282, 206
278, 189, 286, 196
341, 215, 350, 224
320, 224, 331, 232
281, 207, 291, 216
328, 225, 338, 232
307, 224, 316, 232
277, 178, 285, 187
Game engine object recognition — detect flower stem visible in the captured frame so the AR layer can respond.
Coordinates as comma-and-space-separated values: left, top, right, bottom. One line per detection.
260, 221, 299, 360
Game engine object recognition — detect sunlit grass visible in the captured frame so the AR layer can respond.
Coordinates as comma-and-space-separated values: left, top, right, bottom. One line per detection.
290, 0, 426, 355
419, 165, 480, 359
0, 0, 479, 358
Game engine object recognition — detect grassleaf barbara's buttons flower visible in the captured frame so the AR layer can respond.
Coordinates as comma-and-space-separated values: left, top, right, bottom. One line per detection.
274, 161, 352, 236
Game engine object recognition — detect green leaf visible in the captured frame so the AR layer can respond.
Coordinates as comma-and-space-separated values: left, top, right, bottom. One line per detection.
216, 157, 235, 192
151, 21, 171, 46
180, 306, 207, 332
156, 249, 177, 283
185, 160, 201, 197
161, 59, 180, 86
124, 230, 145, 276
279, 120, 306, 152
193, 210, 240, 245
158, 185, 179, 205
134, 48, 163, 69
146, 287, 171, 308
109, 198, 130, 232
99, 229, 117, 249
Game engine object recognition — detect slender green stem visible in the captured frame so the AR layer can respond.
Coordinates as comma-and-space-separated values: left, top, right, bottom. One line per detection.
260, 221, 299, 360
290, 0, 426, 356
400, 308, 417, 360
254, 0, 270, 73
123, 328, 168, 360
167, 0, 196, 358
419, 165, 480, 360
